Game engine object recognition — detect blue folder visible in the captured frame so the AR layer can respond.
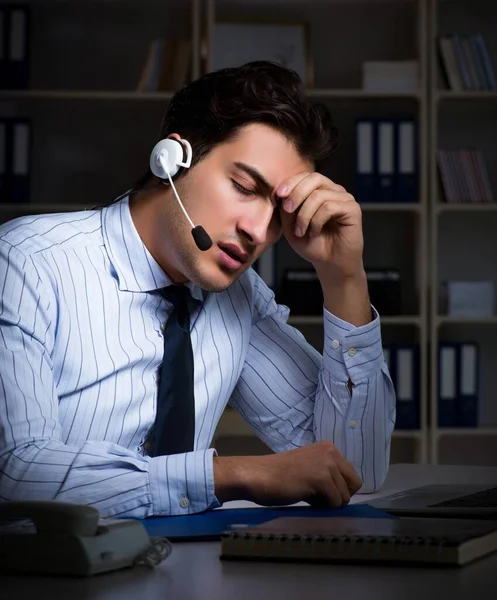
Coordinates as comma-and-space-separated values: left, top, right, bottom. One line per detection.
139, 504, 394, 541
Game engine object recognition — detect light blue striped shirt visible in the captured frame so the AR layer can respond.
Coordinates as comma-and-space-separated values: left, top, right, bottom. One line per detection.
0, 197, 396, 518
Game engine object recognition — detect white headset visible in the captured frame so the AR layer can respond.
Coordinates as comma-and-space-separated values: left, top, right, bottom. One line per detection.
149, 138, 192, 180
148, 137, 212, 251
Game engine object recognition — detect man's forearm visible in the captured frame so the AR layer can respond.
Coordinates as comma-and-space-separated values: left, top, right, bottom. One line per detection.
213, 455, 257, 503
315, 265, 372, 327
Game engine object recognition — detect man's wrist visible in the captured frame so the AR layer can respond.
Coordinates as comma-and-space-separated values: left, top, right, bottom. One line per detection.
213, 455, 258, 504
315, 266, 371, 327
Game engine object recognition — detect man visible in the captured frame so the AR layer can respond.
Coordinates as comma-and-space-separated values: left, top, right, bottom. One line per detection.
0, 62, 396, 518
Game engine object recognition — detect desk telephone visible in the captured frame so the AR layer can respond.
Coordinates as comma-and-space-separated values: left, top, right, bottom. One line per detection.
0, 500, 172, 576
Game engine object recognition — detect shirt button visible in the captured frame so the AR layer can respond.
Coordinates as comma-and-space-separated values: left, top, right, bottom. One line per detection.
348, 348, 357, 357
179, 497, 190, 509
349, 420, 357, 429
331, 339, 340, 349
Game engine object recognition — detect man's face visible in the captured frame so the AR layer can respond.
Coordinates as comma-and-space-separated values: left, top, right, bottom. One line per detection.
156, 123, 312, 292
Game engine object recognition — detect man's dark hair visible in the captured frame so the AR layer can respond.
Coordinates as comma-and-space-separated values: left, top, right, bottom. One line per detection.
134, 60, 339, 189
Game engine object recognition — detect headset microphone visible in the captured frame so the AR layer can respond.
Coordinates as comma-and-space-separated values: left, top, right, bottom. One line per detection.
149, 138, 213, 251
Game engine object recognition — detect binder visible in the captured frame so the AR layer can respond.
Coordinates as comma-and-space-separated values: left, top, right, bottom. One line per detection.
396, 119, 418, 203
8, 118, 32, 202
376, 120, 395, 202
1, 5, 30, 89
0, 119, 7, 200
438, 343, 457, 427
0, 7, 7, 87
457, 342, 479, 427
140, 504, 393, 542
393, 344, 419, 430
354, 119, 377, 203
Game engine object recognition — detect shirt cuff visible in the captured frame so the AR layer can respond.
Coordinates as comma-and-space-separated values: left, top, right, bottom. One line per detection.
149, 448, 221, 516
323, 305, 384, 384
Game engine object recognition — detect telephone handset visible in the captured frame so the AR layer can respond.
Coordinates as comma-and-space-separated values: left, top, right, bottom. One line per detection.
0, 500, 172, 576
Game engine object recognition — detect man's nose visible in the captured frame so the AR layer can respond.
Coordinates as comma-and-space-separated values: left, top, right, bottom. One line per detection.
237, 204, 275, 246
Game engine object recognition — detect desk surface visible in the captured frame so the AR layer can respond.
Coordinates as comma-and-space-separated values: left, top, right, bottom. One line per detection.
3, 464, 497, 600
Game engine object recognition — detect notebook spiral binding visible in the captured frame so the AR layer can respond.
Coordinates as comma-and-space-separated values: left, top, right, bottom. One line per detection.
226, 531, 450, 556
230, 532, 449, 545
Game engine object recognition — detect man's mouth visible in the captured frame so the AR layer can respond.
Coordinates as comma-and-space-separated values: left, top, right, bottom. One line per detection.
218, 243, 248, 264
217, 243, 249, 271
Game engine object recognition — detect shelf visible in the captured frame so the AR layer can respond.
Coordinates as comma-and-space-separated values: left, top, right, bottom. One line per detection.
392, 430, 422, 439
0, 203, 90, 214
305, 89, 420, 100
0, 89, 421, 102
437, 428, 497, 438
436, 203, 497, 213
0, 90, 176, 101
436, 91, 497, 101
436, 316, 497, 326
359, 202, 421, 212
288, 315, 421, 326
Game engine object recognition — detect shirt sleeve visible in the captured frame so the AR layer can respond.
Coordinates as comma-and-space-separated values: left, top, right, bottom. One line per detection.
0, 241, 219, 518
228, 275, 396, 493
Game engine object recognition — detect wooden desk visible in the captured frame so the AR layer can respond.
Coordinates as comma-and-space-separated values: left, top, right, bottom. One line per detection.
2, 464, 497, 600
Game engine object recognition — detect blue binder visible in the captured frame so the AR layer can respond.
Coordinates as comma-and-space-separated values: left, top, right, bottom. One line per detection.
456, 342, 479, 427
393, 343, 420, 430
0, 7, 8, 88
1, 4, 30, 90
395, 119, 418, 203
0, 119, 7, 200
7, 118, 32, 203
139, 504, 395, 541
354, 119, 377, 203
376, 119, 396, 203
438, 343, 457, 427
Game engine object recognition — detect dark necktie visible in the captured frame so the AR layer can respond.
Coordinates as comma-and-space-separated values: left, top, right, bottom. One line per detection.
147, 285, 195, 456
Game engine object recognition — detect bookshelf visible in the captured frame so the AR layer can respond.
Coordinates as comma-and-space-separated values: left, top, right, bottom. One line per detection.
3, 0, 497, 467
429, 0, 497, 465
206, 0, 430, 466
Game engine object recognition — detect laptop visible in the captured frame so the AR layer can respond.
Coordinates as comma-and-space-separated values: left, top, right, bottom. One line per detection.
365, 483, 497, 519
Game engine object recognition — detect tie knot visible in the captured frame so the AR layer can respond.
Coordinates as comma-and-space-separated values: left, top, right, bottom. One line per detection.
162, 285, 191, 307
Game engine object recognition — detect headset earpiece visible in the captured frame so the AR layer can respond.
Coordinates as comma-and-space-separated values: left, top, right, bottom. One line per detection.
148, 137, 212, 251
149, 138, 193, 180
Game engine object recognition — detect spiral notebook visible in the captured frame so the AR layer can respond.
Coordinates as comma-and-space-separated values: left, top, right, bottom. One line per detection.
220, 516, 497, 567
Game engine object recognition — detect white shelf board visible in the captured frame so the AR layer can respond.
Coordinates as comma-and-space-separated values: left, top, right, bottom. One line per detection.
0, 90, 176, 101
436, 91, 497, 101
0, 89, 421, 101
436, 203, 497, 213
360, 202, 421, 212
306, 89, 420, 99
288, 315, 421, 326
437, 428, 497, 438
436, 316, 497, 326
0, 203, 90, 214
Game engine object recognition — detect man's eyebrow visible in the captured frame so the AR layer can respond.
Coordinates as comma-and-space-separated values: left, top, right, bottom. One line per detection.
233, 162, 273, 193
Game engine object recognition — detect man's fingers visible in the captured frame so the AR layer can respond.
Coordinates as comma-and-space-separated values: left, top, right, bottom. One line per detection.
338, 458, 363, 493
329, 463, 351, 505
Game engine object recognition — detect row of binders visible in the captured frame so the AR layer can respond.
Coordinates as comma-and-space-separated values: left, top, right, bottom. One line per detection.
438, 33, 497, 92
0, 4, 30, 89
354, 118, 418, 204
438, 342, 479, 428
0, 118, 32, 203
383, 343, 420, 430
384, 341, 480, 429
437, 148, 494, 204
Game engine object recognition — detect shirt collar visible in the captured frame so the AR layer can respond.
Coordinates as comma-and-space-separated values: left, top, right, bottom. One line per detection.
101, 195, 205, 301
